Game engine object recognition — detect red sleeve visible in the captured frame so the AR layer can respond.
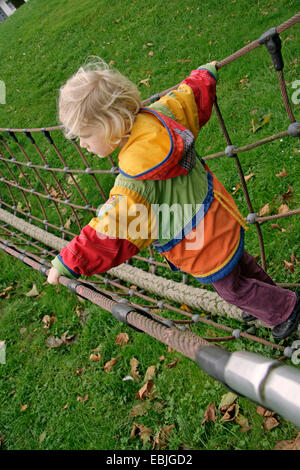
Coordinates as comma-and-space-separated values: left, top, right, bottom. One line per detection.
181, 69, 217, 128
58, 224, 139, 277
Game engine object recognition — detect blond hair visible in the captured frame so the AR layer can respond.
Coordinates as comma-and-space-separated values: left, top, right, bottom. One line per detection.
58, 57, 142, 145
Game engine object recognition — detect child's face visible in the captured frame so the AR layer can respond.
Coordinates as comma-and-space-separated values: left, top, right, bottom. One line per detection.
78, 126, 117, 158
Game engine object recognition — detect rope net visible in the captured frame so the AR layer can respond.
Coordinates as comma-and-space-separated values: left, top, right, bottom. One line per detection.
0, 12, 299, 360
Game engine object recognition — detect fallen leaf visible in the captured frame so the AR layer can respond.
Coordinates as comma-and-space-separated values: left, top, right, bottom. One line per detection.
245, 173, 255, 182
144, 365, 156, 382
136, 380, 154, 400
202, 402, 217, 424
283, 260, 294, 273
280, 185, 293, 203
219, 392, 238, 410
278, 204, 290, 215
64, 218, 71, 229
130, 423, 153, 443
115, 332, 130, 346
270, 223, 286, 232
259, 203, 270, 217
235, 414, 251, 432
45, 330, 76, 349
63, 402, 69, 410
25, 283, 40, 297
274, 432, 300, 450
219, 403, 240, 422
276, 168, 288, 178
89, 353, 102, 361
250, 113, 272, 133
130, 357, 140, 380
291, 253, 298, 264
138, 75, 152, 88
263, 416, 279, 431
76, 368, 85, 375
104, 357, 118, 372
77, 394, 89, 402
0, 286, 13, 297
42, 315, 56, 329
153, 424, 174, 449
166, 358, 179, 369
130, 401, 151, 417
159, 355, 165, 362
20, 404, 28, 412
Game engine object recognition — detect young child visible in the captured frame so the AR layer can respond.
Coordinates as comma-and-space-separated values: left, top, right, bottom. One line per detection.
47, 58, 300, 341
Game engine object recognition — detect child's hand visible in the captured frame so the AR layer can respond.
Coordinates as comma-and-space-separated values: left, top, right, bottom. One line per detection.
208, 60, 218, 67
47, 266, 61, 285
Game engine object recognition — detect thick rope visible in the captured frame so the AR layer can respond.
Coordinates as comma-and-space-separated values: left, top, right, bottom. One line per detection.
0, 207, 280, 331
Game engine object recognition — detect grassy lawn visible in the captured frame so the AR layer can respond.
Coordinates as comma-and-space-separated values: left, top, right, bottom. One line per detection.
0, 0, 299, 450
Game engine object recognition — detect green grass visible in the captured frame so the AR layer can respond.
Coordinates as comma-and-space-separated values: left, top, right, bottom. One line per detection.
0, 0, 299, 450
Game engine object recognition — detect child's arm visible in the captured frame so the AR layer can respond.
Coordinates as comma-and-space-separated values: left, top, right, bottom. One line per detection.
47, 192, 155, 284
150, 61, 218, 138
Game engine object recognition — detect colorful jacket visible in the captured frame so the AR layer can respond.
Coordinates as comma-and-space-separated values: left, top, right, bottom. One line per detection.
52, 64, 247, 283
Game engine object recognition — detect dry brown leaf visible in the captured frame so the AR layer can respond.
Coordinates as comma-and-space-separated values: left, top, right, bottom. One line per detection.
278, 204, 290, 215
219, 403, 240, 423
291, 253, 298, 264
45, 330, 75, 349
138, 75, 152, 88
283, 260, 295, 273
115, 332, 130, 346
259, 203, 270, 217
235, 414, 251, 432
245, 173, 255, 182
263, 416, 279, 431
153, 424, 174, 449
144, 365, 156, 382
274, 432, 300, 450
20, 404, 28, 412
89, 353, 102, 361
0, 286, 13, 297
104, 357, 118, 372
136, 380, 154, 400
270, 223, 286, 232
42, 315, 56, 329
130, 357, 140, 380
76, 368, 86, 375
77, 394, 89, 403
276, 168, 288, 178
130, 423, 153, 443
159, 355, 165, 362
202, 402, 217, 424
166, 358, 179, 369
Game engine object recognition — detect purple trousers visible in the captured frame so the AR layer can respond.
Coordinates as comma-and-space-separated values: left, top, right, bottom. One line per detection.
212, 250, 297, 326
